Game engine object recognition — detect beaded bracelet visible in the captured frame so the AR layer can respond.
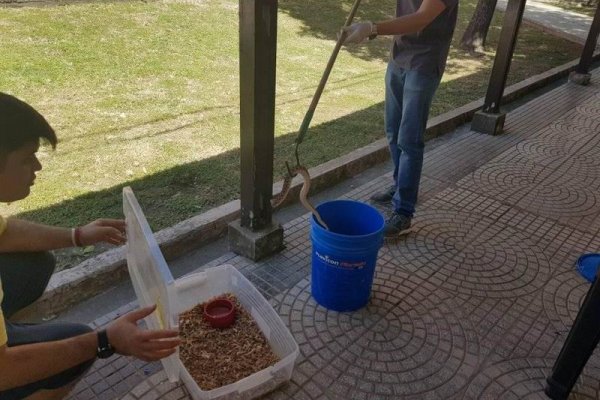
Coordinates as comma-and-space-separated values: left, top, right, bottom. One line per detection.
71, 227, 82, 247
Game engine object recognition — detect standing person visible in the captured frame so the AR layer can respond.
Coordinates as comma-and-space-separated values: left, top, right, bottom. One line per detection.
0, 92, 180, 400
341, 0, 459, 237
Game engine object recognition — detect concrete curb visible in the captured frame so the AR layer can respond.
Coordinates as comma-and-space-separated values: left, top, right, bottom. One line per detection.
27, 54, 600, 319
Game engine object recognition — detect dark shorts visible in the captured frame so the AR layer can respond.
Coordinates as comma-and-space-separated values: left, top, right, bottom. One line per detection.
0, 252, 94, 400
0, 321, 94, 400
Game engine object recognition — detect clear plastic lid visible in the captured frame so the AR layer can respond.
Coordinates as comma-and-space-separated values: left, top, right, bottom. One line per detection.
123, 186, 180, 381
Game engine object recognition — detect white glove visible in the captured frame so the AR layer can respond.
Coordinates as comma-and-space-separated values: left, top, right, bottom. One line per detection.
341, 21, 376, 45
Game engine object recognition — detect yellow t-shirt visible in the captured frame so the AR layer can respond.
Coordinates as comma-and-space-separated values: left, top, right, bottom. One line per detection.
0, 215, 7, 346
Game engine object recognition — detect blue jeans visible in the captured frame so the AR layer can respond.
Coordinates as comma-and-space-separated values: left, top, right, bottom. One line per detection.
385, 63, 440, 217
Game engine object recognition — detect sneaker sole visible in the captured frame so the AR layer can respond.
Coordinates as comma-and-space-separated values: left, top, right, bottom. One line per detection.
370, 198, 392, 205
384, 227, 412, 239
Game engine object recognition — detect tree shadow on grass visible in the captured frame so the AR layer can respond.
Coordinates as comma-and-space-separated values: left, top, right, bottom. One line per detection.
276, 0, 491, 69
18, 101, 386, 233
277, 0, 581, 71
12, 99, 386, 271
15, 6, 583, 270
17, 29, 581, 237
15, 65, 485, 243
278, 0, 397, 63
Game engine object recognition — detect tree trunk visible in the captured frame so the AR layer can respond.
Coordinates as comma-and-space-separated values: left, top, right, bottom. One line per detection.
460, 0, 499, 53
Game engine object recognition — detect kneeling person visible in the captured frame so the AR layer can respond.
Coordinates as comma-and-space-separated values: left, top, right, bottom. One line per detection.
0, 92, 180, 400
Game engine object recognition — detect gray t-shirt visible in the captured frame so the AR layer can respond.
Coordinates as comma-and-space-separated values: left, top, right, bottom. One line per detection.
392, 0, 459, 76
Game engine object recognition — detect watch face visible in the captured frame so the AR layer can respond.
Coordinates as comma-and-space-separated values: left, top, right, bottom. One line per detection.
97, 346, 114, 359
97, 330, 114, 359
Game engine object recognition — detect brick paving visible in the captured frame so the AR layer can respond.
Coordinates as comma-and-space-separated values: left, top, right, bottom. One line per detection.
67, 70, 600, 399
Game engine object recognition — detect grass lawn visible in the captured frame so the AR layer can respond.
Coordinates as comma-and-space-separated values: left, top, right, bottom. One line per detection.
0, 0, 582, 270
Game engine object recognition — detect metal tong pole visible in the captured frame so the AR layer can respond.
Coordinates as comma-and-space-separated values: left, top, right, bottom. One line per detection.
293, 0, 363, 166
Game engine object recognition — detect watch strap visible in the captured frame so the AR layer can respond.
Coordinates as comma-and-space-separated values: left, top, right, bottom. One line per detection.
97, 329, 114, 359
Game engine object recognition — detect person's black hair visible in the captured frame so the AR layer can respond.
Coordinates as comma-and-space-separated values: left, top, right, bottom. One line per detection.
0, 92, 57, 156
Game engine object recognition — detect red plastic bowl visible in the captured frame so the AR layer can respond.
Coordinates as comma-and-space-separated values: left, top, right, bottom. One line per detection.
203, 298, 236, 329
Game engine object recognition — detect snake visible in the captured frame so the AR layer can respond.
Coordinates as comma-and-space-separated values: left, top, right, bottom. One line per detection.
271, 165, 330, 230
268, 0, 364, 232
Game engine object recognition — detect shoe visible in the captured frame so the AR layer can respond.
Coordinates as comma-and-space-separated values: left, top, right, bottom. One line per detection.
370, 185, 396, 204
384, 213, 412, 238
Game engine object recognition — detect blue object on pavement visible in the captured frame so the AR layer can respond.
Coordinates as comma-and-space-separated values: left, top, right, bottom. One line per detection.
576, 254, 600, 283
310, 200, 385, 312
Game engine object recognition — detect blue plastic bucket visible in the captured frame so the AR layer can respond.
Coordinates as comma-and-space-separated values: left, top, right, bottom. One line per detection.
577, 253, 600, 283
310, 200, 385, 311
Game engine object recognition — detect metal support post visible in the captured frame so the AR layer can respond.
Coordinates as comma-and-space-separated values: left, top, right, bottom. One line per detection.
570, 3, 600, 85
229, 0, 283, 261
546, 265, 600, 399
239, 0, 277, 230
471, 0, 526, 135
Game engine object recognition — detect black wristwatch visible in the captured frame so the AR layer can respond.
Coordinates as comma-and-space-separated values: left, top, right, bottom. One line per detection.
96, 329, 115, 359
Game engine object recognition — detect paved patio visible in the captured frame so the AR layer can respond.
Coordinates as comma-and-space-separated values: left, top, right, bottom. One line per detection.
67, 68, 600, 399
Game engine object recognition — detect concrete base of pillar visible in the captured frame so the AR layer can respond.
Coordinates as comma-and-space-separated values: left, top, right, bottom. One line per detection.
471, 110, 506, 136
569, 71, 591, 86
228, 220, 284, 261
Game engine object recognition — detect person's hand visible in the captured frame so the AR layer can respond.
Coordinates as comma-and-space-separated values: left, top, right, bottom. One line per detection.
79, 219, 126, 246
340, 21, 376, 45
106, 305, 181, 362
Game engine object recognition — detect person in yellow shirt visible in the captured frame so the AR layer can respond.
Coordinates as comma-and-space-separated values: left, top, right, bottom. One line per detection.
0, 92, 180, 400
0, 216, 7, 351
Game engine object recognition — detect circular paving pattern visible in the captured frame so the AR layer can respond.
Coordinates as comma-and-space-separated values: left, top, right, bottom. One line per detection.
516, 175, 600, 219
275, 275, 478, 399
543, 269, 589, 332
460, 161, 549, 203
563, 154, 600, 186
385, 209, 552, 298
549, 117, 599, 140
461, 157, 600, 220
512, 134, 600, 166
576, 102, 600, 122
463, 358, 600, 400
511, 135, 600, 189
513, 138, 573, 167
574, 148, 600, 168
541, 117, 600, 176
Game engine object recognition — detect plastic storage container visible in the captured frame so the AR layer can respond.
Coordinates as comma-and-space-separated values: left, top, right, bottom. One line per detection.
123, 187, 299, 400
